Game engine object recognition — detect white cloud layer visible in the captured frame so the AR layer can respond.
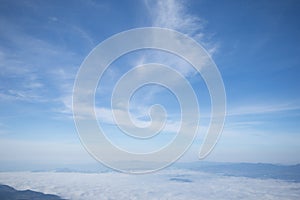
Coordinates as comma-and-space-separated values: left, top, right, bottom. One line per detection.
0, 170, 299, 200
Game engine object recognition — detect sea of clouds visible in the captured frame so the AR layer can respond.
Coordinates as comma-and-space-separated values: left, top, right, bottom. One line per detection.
0, 169, 299, 200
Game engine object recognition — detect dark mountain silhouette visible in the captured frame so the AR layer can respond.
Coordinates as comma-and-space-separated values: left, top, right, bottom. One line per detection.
0, 184, 65, 200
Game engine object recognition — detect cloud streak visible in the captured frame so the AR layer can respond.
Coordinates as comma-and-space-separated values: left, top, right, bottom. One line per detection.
145, 0, 217, 54
227, 102, 300, 116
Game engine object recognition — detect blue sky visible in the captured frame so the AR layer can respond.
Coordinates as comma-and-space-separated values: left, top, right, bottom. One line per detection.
0, 0, 300, 170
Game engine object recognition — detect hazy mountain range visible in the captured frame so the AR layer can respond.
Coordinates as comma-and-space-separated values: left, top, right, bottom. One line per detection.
173, 162, 300, 182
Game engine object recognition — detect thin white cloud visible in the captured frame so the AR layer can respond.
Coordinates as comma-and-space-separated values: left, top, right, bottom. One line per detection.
104, 0, 219, 118
71, 25, 96, 48
228, 102, 300, 116
0, 12, 93, 108
145, 0, 218, 54
96, 107, 183, 133
60, 0, 217, 124
148, 0, 203, 36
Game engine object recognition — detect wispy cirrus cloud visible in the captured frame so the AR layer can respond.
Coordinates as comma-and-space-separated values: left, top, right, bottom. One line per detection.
67, 0, 217, 141
146, 0, 204, 36
227, 101, 300, 116
145, 0, 218, 55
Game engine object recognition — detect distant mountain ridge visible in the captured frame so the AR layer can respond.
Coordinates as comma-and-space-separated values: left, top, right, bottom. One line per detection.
173, 162, 300, 182
0, 184, 65, 200
15, 161, 300, 183
27, 162, 300, 183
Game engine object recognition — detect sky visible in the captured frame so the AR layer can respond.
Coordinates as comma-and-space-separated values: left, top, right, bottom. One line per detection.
0, 0, 300, 171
